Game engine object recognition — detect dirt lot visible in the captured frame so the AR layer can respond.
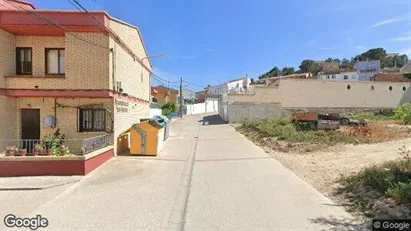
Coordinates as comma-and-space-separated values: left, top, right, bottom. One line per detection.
270, 139, 411, 219
233, 122, 411, 220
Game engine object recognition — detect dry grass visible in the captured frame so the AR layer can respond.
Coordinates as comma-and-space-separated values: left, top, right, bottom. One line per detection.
340, 122, 408, 144
237, 119, 411, 153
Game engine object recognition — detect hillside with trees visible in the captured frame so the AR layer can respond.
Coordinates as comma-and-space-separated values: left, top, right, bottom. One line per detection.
257, 48, 409, 80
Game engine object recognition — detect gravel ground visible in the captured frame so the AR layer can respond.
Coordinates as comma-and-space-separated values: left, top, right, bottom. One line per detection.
268, 137, 411, 219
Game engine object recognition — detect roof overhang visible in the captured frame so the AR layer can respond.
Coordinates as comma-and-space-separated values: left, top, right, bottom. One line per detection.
0, 10, 109, 36
0, 9, 153, 72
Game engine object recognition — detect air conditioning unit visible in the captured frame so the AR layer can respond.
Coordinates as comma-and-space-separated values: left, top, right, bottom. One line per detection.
116, 81, 123, 92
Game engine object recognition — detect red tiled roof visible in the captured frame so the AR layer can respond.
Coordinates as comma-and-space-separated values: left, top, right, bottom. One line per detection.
371, 73, 411, 82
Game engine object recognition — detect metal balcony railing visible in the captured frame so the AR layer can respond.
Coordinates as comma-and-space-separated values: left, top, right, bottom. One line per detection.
0, 134, 111, 156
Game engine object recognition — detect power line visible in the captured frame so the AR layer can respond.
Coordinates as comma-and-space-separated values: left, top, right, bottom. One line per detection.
69, 0, 150, 71
7, 0, 182, 93
67, 0, 82, 11
71, 0, 104, 27
182, 80, 204, 89
6, 1, 109, 50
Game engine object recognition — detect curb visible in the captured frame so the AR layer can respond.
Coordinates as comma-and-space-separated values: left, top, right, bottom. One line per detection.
0, 180, 81, 191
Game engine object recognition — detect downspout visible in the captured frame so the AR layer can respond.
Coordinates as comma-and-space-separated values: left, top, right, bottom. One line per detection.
110, 45, 116, 92
53, 98, 57, 128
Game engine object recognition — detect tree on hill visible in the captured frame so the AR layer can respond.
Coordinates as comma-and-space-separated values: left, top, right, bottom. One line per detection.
256, 47, 409, 79
282, 67, 295, 75
299, 59, 322, 75
354, 48, 386, 61
324, 57, 341, 64
258, 66, 281, 79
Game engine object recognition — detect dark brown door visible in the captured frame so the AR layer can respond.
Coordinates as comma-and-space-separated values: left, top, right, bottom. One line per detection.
21, 109, 40, 152
21, 109, 40, 139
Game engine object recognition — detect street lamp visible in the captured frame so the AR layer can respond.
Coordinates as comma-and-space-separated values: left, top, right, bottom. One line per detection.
140, 53, 163, 103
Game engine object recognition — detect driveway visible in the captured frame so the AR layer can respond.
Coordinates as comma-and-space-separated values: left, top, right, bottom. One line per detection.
2, 114, 366, 231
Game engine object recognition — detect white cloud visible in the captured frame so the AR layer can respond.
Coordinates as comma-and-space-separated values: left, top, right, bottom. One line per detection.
320, 47, 338, 50
372, 16, 407, 28
391, 36, 411, 42
355, 45, 366, 49
203, 48, 213, 52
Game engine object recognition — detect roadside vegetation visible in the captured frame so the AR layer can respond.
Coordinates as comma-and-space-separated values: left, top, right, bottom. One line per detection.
353, 103, 411, 124
161, 102, 177, 116
337, 150, 411, 218
236, 104, 411, 220
237, 117, 408, 153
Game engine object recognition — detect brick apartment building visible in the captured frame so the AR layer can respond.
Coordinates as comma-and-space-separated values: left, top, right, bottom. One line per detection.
0, 0, 152, 154
151, 85, 179, 104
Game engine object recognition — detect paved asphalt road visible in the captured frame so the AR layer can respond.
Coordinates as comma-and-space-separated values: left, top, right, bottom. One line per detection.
1, 114, 367, 231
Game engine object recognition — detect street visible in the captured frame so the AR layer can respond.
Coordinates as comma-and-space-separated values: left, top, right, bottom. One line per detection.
1, 114, 366, 231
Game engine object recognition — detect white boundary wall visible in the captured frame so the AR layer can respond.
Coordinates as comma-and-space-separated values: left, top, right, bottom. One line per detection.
186, 99, 219, 115
149, 108, 162, 117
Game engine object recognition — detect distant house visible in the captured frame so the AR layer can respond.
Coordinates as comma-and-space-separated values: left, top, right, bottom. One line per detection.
318, 62, 359, 81
317, 60, 381, 82
321, 62, 340, 75
151, 86, 179, 104
371, 73, 411, 82
180, 88, 196, 104
195, 89, 208, 103
354, 60, 380, 81
400, 62, 411, 74
207, 77, 250, 96
318, 72, 358, 81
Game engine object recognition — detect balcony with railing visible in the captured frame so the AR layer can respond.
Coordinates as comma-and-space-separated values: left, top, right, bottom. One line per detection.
0, 134, 111, 156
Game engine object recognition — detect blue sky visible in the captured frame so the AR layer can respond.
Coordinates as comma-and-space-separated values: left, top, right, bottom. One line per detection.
31, 0, 411, 90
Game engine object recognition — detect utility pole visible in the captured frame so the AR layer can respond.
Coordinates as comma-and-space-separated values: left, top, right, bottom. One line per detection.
179, 77, 183, 118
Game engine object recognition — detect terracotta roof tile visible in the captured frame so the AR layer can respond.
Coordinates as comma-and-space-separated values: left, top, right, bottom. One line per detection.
371, 73, 411, 82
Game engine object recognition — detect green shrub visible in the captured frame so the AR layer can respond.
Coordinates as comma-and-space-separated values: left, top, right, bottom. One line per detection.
240, 118, 355, 144
354, 112, 396, 121
161, 102, 177, 116
395, 103, 411, 124
340, 159, 411, 203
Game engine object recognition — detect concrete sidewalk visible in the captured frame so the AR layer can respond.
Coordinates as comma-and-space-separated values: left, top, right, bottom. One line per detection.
182, 114, 367, 230
1, 113, 368, 231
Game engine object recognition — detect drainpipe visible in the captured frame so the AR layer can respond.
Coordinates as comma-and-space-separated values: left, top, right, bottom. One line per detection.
110, 46, 116, 92
53, 98, 57, 128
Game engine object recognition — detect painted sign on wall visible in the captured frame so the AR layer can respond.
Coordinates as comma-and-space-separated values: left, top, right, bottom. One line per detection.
115, 99, 129, 113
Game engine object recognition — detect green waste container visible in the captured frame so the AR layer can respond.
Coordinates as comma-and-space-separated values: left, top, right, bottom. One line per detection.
154, 115, 171, 140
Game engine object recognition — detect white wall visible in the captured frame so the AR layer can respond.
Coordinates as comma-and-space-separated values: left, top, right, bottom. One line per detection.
208, 77, 250, 95
319, 72, 358, 81
186, 100, 219, 115
208, 83, 228, 95
205, 99, 219, 112
186, 103, 206, 115
149, 108, 162, 117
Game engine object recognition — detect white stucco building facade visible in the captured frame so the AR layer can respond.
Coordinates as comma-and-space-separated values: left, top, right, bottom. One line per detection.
318, 72, 359, 81
208, 77, 250, 96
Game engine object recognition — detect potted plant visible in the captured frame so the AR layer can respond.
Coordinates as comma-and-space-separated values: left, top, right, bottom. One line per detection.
33, 143, 43, 156
42, 129, 66, 156
12, 146, 20, 156
51, 146, 62, 156
19, 148, 27, 156
5, 146, 17, 156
